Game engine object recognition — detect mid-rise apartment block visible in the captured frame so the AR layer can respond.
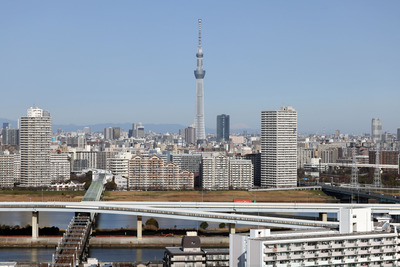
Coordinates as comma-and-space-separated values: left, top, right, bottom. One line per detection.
50, 153, 70, 183
201, 153, 229, 190
229, 159, 253, 190
129, 154, 194, 190
0, 151, 15, 187
201, 153, 253, 190
71, 151, 97, 172
230, 208, 399, 267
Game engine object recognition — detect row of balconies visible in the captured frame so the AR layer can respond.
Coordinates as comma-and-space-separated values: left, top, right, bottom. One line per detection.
264, 240, 397, 253
264, 259, 398, 267
263, 253, 398, 262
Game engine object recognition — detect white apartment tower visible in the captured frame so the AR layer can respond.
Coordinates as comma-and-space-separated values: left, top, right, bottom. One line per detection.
371, 118, 382, 142
20, 107, 52, 187
261, 106, 297, 188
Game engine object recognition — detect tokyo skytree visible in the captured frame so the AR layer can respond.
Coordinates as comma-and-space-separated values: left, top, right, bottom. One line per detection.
194, 19, 206, 142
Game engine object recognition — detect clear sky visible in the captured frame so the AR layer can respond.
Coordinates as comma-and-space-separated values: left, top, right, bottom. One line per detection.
1, 1, 399, 134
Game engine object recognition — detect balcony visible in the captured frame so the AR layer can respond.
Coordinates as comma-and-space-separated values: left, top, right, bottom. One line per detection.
317, 244, 329, 250
316, 260, 330, 265
277, 246, 290, 252
275, 255, 289, 260
358, 249, 369, 255
382, 255, 395, 261
263, 255, 274, 262
318, 252, 329, 257
331, 243, 343, 248
263, 247, 275, 253
343, 250, 356, 256
289, 254, 302, 260
370, 249, 381, 254
382, 247, 396, 253
382, 239, 395, 245
331, 251, 342, 257
369, 256, 381, 261
290, 245, 302, 251
302, 245, 316, 250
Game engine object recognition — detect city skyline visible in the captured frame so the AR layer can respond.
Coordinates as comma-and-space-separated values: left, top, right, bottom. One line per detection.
1, 1, 399, 134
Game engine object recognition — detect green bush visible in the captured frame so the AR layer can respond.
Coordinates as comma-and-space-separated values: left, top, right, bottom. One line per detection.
218, 223, 226, 229
200, 221, 208, 230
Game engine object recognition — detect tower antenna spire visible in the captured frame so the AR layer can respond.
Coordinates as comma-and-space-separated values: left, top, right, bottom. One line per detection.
198, 19, 202, 47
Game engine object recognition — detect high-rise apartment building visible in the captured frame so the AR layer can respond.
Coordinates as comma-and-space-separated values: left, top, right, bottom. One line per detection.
371, 118, 382, 142
20, 107, 52, 187
216, 114, 230, 142
112, 127, 120, 140
83, 127, 91, 135
129, 123, 145, 138
2, 128, 19, 146
136, 123, 145, 138
397, 128, 400, 141
261, 106, 297, 188
184, 125, 196, 145
104, 127, 113, 140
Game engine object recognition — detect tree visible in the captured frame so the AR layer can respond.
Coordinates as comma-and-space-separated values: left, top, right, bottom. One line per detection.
105, 181, 117, 191
145, 218, 159, 229
200, 221, 208, 230
218, 223, 226, 229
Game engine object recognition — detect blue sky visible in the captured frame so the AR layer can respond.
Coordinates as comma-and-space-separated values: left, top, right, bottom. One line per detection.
0, 1, 399, 134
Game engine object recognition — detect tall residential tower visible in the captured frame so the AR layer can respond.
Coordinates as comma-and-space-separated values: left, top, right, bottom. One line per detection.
261, 106, 297, 188
216, 114, 230, 142
194, 19, 206, 142
20, 107, 52, 187
371, 118, 382, 142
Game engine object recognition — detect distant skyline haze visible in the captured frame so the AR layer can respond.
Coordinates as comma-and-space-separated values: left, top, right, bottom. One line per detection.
0, 1, 399, 134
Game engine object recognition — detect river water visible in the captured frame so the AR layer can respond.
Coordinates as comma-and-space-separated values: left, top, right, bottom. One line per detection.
0, 248, 165, 262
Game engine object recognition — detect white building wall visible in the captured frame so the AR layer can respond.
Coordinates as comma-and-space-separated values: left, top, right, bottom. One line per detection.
50, 153, 70, 183
0, 152, 15, 187
201, 154, 229, 190
229, 159, 253, 189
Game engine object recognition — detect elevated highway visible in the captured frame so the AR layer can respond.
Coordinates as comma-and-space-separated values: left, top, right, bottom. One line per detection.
0, 202, 338, 229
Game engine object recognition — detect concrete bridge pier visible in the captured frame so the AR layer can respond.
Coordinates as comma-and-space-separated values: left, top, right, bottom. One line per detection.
137, 216, 142, 240
319, 212, 328, 222
229, 223, 236, 234
32, 211, 39, 240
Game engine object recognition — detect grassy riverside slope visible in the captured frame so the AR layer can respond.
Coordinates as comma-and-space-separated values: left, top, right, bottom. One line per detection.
0, 189, 337, 203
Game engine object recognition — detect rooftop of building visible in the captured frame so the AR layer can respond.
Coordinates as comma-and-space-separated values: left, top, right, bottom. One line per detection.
238, 227, 397, 242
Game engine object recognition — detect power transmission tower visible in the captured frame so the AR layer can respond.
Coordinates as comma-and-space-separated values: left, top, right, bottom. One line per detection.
374, 143, 382, 188
351, 146, 359, 187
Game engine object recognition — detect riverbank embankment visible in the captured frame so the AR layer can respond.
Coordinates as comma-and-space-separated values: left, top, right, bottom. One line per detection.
0, 236, 229, 248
